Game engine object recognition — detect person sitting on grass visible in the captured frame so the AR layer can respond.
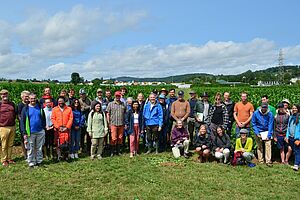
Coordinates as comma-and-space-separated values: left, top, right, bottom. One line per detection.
87, 102, 108, 160
233, 129, 256, 167
213, 126, 231, 164
171, 120, 190, 158
194, 124, 212, 163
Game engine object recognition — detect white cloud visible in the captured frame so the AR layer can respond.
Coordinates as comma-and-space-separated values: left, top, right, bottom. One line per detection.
0, 4, 299, 81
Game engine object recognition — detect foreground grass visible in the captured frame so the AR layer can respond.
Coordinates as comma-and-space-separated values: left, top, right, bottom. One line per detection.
0, 152, 299, 200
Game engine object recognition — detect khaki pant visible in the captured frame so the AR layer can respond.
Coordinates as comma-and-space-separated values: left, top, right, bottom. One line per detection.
91, 138, 105, 157
255, 136, 272, 164
0, 126, 15, 163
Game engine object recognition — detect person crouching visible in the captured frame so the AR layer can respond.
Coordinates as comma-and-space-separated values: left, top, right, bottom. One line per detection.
171, 120, 190, 158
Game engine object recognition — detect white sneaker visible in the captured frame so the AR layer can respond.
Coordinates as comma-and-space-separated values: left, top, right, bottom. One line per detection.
70, 154, 75, 159
97, 155, 102, 160
74, 153, 79, 159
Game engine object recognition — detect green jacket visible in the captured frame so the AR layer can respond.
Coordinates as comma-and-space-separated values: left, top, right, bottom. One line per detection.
87, 111, 108, 138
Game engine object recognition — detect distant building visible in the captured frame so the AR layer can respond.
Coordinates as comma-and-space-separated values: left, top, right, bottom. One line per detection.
257, 81, 279, 86
216, 79, 242, 85
290, 77, 300, 83
171, 83, 191, 88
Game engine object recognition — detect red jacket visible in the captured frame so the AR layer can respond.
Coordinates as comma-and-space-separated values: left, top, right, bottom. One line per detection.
51, 105, 73, 130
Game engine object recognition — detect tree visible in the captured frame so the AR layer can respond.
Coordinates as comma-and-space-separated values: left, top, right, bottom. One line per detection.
71, 72, 84, 85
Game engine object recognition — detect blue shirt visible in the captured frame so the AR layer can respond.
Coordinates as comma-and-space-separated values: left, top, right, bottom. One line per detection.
29, 105, 43, 133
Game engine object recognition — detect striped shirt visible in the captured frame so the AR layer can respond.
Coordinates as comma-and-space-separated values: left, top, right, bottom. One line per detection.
106, 100, 127, 126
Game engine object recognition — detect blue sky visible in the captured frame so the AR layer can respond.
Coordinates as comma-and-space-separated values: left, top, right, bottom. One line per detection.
0, 0, 299, 80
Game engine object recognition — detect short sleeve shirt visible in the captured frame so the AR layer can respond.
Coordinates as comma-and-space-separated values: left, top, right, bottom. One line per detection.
234, 101, 254, 127
106, 101, 127, 126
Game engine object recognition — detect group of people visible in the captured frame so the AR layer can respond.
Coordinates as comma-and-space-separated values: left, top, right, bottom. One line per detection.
0, 87, 299, 171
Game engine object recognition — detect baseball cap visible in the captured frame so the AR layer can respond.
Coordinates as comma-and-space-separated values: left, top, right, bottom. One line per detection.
261, 102, 268, 108
97, 88, 103, 93
189, 90, 196, 94
178, 90, 184, 95
282, 99, 290, 105
200, 92, 209, 97
159, 94, 166, 99
277, 102, 284, 108
114, 91, 122, 96
79, 88, 86, 95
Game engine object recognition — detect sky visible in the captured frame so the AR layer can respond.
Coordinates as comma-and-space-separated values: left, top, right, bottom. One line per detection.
0, 0, 299, 81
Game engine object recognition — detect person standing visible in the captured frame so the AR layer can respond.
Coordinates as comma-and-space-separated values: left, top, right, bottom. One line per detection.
125, 101, 144, 157
87, 102, 108, 160
194, 92, 211, 133
106, 91, 127, 156
70, 99, 85, 159
223, 92, 235, 136
43, 98, 55, 160
93, 88, 109, 113
207, 92, 229, 139
257, 95, 276, 116
79, 88, 92, 155
285, 104, 300, 168
158, 94, 170, 152
143, 93, 163, 154
105, 89, 114, 103
17, 90, 30, 160
233, 92, 255, 138
187, 91, 198, 145
0, 89, 17, 167
51, 96, 74, 160
252, 102, 274, 167
20, 93, 46, 167
68, 89, 76, 106
171, 90, 190, 130
39, 87, 57, 108
274, 103, 290, 164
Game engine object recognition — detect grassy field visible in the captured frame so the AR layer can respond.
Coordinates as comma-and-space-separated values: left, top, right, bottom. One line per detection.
1, 150, 300, 200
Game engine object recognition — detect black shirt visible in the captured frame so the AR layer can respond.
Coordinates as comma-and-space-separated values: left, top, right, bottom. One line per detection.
211, 105, 223, 125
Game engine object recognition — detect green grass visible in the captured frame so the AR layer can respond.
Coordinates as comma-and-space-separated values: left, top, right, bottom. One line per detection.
1, 152, 299, 200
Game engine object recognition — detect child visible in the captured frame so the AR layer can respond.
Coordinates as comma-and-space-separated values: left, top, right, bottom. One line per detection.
87, 102, 108, 160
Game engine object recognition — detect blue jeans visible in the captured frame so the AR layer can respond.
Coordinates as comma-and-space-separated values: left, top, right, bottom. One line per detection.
235, 126, 250, 138
70, 128, 81, 154
294, 141, 300, 166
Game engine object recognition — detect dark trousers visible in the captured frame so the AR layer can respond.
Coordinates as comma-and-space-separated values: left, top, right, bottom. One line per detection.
295, 142, 300, 166
44, 128, 55, 157
80, 126, 91, 155
146, 125, 159, 148
159, 125, 167, 152
187, 117, 196, 145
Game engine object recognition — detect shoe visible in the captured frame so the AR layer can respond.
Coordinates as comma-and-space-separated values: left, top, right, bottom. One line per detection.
70, 154, 75, 159
198, 156, 202, 163
266, 163, 273, 167
29, 163, 35, 168
97, 155, 103, 160
74, 153, 79, 159
90, 156, 95, 160
247, 163, 256, 168
292, 165, 299, 171
224, 157, 228, 164
183, 153, 189, 159
130, 153, 134, 158
284, 161, 289, 165
2, 161, 8, 167
8, 160, 15, 164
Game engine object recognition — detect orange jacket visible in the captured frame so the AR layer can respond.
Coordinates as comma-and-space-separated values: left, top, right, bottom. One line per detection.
51, 105, 74, 130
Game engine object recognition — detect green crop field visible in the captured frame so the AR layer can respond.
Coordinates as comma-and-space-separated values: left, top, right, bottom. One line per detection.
1, 82, 300, 200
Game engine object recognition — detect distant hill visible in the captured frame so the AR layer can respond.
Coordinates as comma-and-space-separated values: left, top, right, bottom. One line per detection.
114, 65, 300, 84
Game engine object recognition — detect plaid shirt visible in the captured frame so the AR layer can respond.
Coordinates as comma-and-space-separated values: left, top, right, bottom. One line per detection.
106, 100, 127, 126
207, 103, 229, 130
